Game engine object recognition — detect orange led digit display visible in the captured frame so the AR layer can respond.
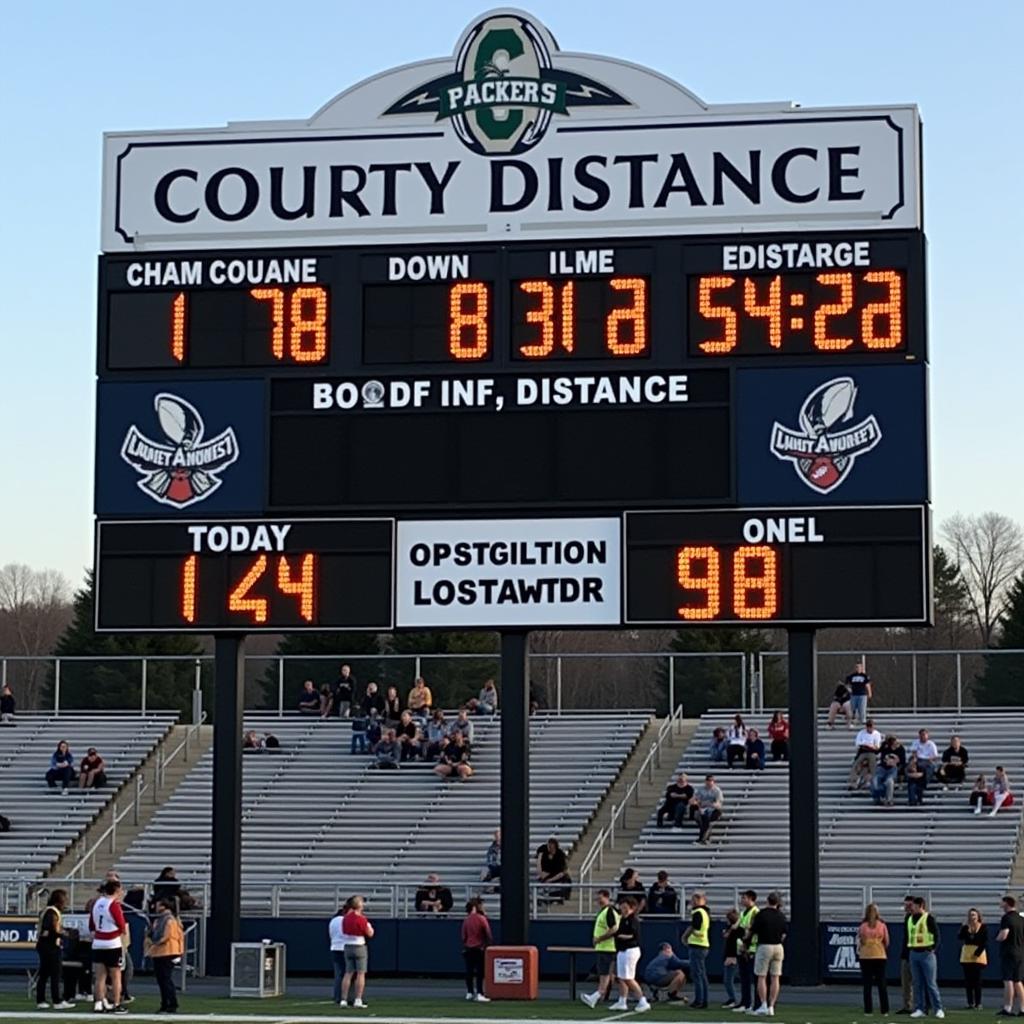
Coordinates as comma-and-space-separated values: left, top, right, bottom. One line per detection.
861, 270, 903, 350
250, 286, 329, 363
743, 276, 783, 349
171, 292, 186, 363
277, 554, 316, 622
813, 272, 854, 351
606, 277, 648, 355
697, 276, 738, 353
673, 544, 781, 622
519, 280, 556, 357
181, 554, 197, 623
448, 282, 491, 360
228, 555, 270, 624
676, 546, 722, 620
733, 545, 779, 619
250, 288, 286, 358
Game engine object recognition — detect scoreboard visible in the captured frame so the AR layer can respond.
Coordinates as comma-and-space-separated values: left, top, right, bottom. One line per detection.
93, 9, 930, 634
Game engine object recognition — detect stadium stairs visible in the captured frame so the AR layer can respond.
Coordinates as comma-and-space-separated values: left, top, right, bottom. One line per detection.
616, 708, 1024, 919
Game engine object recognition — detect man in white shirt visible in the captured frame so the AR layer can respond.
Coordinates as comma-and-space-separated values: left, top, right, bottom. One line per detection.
910, 729, 941, 784
848, 718, 883, 790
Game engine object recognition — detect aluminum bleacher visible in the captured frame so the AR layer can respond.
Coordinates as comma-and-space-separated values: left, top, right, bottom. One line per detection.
115, 709, 652, 914
0, 711, 178, 878
620, 709, 1024, 918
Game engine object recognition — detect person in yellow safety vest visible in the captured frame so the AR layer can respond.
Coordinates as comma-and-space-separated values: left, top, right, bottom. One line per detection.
146, 898, 185, 1013
735, 890, 759, 1012
683, 891, 711, 1009
580, 890, 620, 1008
907, 896, 944, 1019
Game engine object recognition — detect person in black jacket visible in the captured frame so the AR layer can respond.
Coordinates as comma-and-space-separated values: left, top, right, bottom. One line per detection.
332, 664, 356, 718
36, 889, 73, 1009
958, 907, 987, 1009
360, 682, 386, 719
657, 773, 694, 828
647, 871, 679, 915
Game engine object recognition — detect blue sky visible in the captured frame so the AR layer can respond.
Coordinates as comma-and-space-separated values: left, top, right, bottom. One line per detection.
2, 1, 1022, 585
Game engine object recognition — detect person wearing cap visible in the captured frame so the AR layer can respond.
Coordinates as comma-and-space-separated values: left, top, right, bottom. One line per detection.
79, 747, 107, 789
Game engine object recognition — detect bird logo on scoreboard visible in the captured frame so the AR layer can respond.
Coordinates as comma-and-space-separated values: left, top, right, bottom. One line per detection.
120, 393, 239, 508
769, 377, 882, 494
381, 11, 630, 156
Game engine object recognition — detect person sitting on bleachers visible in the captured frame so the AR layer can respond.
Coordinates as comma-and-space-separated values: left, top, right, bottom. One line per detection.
939, 735, 969, 787
767, 712, 789, 761
366, 710, 383, 752
657, 772, 694, 828
298, 680, 320, 715
969, 773, 990, 814
910, 729, 941, 784
449, 708, 475, 744
906, 753, 927, 805
848, 718, 882, 790
708, 727, 727, 763
726, 715, 747, 768
45, 741, 76, 792
870, 738, 902, 806
473, 679, 498, 715
407, 677, 433, 716
79, 747, 107, 789
536, 837, 572, 902
263, 731, 280, 750
745, 729, 765, 770
319, 684, 334, 719
617, 869, 647, 913
434, 731, 473, 779
243, 730, 262, 751
988, 766, 1014, 816
480, 829, 501, 884
643, 941, 688, 1002
423, 710, 448, 760
879, 734, 907, 781
374, 729, 400, 769
0, 683, 15, 725
415, 874, 454, 914
360, 681, 386, 719
396, 710, 422, 762
647, 871, 679, 915
826, 680, 853, 729
384, 686, 402, 727
690, 775, 724, 846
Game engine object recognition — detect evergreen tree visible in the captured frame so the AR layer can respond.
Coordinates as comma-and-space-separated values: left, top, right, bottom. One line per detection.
976, 573, 1024, 706
383, 631, 499, 708
51, 570, 202, 717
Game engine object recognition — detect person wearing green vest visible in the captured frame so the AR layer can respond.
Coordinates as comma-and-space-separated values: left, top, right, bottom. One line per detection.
580, 890, 619, 1008
735, 889, 759, 1012
683, 891, 712, 1009
908, 896, 944, 1018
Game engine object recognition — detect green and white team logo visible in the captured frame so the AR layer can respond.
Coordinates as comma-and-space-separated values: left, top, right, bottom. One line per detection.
384, 11, 630, 156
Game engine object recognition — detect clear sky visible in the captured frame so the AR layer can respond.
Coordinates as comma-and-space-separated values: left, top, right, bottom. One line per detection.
2, 1, 1022, 586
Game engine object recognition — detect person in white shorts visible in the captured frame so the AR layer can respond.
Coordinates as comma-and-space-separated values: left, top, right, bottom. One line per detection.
610, 897, 650, 1013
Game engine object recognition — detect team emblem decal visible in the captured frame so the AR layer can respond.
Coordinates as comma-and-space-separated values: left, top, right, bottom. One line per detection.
770, 377, 881, 493
120, 393, 239, 508
382, 12, 630, 156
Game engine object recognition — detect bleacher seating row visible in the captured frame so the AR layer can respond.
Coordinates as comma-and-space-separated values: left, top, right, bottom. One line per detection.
115, 710, 653, 915
620, 709, 1024, 918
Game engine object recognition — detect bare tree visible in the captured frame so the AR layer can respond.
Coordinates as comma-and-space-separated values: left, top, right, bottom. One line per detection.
941, 513, 1024, 646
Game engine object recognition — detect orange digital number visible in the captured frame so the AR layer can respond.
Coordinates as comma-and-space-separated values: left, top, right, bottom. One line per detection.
606, 277, 648, 355
676, 546, 722, 620
743, 276, 783, 349
228, 555, 269, 624
250, 286, 328, 363
732, 545, 779, 619
277, 554, 316, 622
519, 280, 556, 357
250, 288, 286, 358
181, 554, 197, 623
813, 272, 854, 351
861, 270, 903, 349
697, 276, 738, 354
171, 292, 186, 363
449, 282, 490, 360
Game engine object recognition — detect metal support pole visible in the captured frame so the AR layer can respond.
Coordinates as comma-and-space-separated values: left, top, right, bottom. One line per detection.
556, 656, 563, 714
141, 659, 148, 715
911, 653, 918, 713
54, 659, 61, 716
668, 657, 675, 716
500, 630, 529, 946
955, 653, 963, 714
415, 655, 422, 682
740, 654, 747, 711
787, 627, 820, 984
207, 635, 245, 976
1, 658, 6, 688
277, 659, 284, 717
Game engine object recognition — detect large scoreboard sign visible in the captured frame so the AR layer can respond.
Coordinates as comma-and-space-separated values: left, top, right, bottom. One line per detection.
94, 9, 930, 632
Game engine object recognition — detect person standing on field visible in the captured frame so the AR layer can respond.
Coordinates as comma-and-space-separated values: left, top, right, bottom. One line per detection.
995, 895, 1024, 1017
339, 896, 374, 1008
610, 898, 651, 1013
735, 889, 759, 1012
461, 898, 492, 1003
146, 898, 184, 1013
581, 890, 619, 1009
749, 891, 787, 1016
683, 891, 711, 1009
858, 902, 889, 1015
907, 896, 944, 1019
35, 889, 74, 1009
89, 880, 128, 1015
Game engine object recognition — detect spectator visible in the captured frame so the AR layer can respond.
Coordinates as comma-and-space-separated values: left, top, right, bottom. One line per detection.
383, 686, 401, 727
617, 869, 646, 913
939, 736, 969, 787
416, 874, 454, 914
871, 737, 903, 806
858, 902, 890, 1015
152, 867, 183, 909
396, 710, 422, 762
461, 898, 493, 1002
536, 838, 571, 902
683, 891, 712, 1009
477, 679, 498, 714
708, 727, 728, 763
996, 894, 1024, 1016
449, 708, 475, 744
264, 731, 279, 751
969, 774, 991, 814
907, 895, 943, 1018
910, 729, 941, 784
360, 682, 385, 719
990, 767, 1014, 816
726, 715, 747, 768
79, 747, 108, 789
89, 879, 127, 1014
480, 829, 500, 885
691, 774, 724, 846
750, 891, 787, 1016
906, 754, 927, 806
896, 894, 916, 1015
434, 731, 473, 779
767, 712, 789, 762
0, 683, 15, 725
332, 664, 356, 719
366, 710, 383, 752
646, 871, 679, 915
848, 718, 882, 790
243, 730, 262, 751
298, 680, 319, 715
722, 909, 741, 1009
745, 729, 765, 771
826, 679, 853, 729
407, 677, 433, 716
736, 890, 760, 1013
374, 729, 399, 769
610, 897, 650, 1013
35, 888, 73, 1009
349, 715, 368, 755
423, 710, 448, 760
643, 941, 688, 1003
339, 895, 374, 1008
328, 902, 348, 1004
318, 684, 334, 719
846, 661, 872, 724
958, 906, 987, 1010
147, 898, 184, 1014
46, 741, 75, 792
656, 772, 694, 828
580, 890, 619, 1008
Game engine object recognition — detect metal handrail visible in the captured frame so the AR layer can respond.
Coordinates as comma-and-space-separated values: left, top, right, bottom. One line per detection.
156, 713, 208, 789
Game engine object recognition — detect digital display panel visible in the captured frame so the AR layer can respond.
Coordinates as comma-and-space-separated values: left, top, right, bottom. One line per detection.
625, 506, 929, 625
96, 518, 393, 632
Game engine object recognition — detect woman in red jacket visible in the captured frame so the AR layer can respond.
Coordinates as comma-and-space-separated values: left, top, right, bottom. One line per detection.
767, 712, 790, 762
461, 898, 493, 1003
